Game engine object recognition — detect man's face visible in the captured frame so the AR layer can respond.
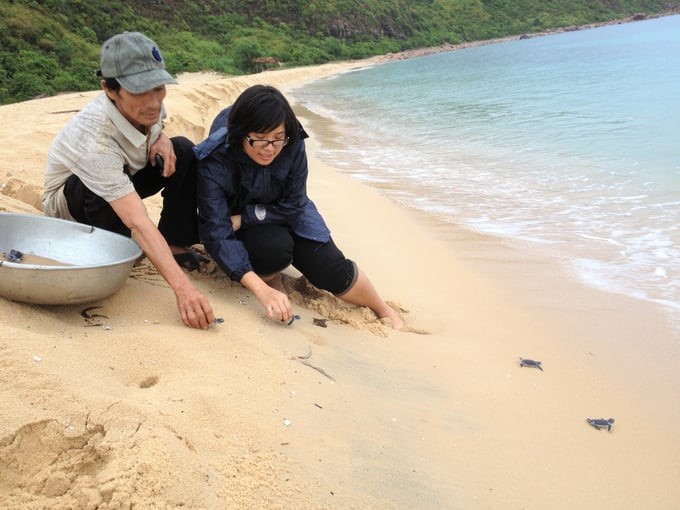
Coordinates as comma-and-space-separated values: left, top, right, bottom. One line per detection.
104, 83, 166, 131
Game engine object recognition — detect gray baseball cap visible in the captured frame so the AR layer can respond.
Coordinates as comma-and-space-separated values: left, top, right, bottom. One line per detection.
97, 32, 177, 93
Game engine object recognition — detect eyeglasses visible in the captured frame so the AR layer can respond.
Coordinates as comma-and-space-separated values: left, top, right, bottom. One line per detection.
246, 136, 289, 149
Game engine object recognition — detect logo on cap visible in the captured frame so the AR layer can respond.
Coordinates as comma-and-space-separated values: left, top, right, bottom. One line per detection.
152, 47, 163, 63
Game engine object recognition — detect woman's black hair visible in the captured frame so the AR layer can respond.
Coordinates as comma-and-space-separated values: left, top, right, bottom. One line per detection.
227, 85, 299, 148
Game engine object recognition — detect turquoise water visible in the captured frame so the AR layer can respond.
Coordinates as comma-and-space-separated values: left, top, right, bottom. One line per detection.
292, 15, 680, 322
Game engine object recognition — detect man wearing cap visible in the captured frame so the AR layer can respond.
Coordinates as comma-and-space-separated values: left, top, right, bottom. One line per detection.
43, 31, 215, 329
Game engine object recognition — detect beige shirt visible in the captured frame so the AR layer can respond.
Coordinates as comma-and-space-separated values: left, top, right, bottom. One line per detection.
43, 92, 165, 219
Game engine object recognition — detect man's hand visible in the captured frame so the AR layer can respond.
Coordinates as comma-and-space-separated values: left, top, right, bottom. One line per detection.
150, 132, 176, 177
175, 281, 215, 329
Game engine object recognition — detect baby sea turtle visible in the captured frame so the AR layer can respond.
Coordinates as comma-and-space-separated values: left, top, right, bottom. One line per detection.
3, 249, 23, 263
587, 418, 615, 431
519, 357, 543, 371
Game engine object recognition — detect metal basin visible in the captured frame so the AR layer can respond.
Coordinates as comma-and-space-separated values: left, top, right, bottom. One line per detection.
0, 212, 142, 305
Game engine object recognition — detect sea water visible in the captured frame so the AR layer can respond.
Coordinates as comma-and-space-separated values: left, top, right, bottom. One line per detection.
292, 15, 680, 325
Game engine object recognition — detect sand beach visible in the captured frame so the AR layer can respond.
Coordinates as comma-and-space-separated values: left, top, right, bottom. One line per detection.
1, 56, 679, 509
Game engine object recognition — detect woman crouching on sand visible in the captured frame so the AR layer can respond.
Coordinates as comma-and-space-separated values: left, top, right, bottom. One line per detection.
193, 84, 404, 330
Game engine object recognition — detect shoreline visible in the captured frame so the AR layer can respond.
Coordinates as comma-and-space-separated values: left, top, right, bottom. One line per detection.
369, 10, 680, 64
293, 101, 680, 422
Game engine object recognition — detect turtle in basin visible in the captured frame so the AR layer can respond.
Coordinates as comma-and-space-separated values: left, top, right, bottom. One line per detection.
519, 357, 543, 371
586, 418, 615, 431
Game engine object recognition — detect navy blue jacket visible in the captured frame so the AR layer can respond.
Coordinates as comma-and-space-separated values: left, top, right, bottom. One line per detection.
193, 107, 330, 281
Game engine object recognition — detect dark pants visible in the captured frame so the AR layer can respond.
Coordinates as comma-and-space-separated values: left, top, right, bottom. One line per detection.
63, 136, 199, 247
238, 224, 357, 295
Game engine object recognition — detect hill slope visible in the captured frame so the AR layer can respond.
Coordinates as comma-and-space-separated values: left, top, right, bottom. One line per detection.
1, 0, 678, 104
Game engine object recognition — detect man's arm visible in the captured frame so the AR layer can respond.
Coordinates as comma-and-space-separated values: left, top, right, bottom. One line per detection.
110, 192, 215, 329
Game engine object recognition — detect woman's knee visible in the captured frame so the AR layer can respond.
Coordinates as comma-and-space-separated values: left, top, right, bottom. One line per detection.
241, 226, 294, 274
293, 236, 356, 294
250, 249, 292, 275
303, 257, 357, 295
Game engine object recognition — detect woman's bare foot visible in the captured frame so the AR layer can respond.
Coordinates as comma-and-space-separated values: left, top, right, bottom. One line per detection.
379, 305, 405, 330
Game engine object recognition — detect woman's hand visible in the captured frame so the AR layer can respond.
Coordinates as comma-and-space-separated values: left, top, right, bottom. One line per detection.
230, 214, 242, 232
258, 286, 293, 323
241, 271, 293, 323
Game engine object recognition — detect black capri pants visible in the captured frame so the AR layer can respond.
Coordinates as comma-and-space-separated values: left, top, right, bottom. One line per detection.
63, 136, 199, 247
237, 224, 358, 296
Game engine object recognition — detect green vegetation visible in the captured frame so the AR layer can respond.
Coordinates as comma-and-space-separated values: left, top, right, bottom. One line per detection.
1, 0, 678, 104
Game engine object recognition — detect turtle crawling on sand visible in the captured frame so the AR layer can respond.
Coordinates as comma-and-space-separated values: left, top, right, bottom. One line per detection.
587, 418, 615, 431
519, 357, 543, 371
